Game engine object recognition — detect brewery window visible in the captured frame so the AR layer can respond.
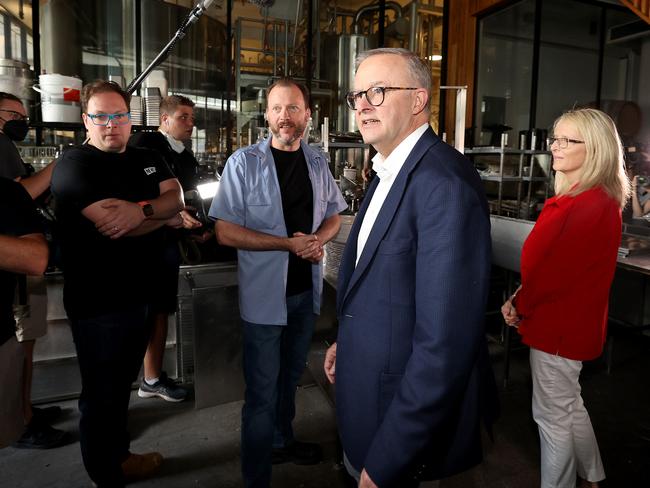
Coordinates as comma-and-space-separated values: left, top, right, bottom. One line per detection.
0, 15, 4, 58
475, 0, 649, 155
474, 0, 650, 226
10, 21, 21, 60
474, 0, 535, 147
534, 0, 602, 131
0, 6, 32, 66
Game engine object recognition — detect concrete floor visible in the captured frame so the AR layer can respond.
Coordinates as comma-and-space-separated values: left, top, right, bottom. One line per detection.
2, 325, 650, 487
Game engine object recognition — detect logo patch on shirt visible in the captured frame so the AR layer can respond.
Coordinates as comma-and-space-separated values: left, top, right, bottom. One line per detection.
144, 166, 157, 175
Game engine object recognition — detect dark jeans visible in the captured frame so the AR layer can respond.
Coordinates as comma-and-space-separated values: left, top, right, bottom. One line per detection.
70, 306, 153, 488
241, 290, 316, 488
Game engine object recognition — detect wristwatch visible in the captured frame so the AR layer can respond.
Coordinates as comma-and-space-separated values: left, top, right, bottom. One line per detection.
138, 200, 154, 218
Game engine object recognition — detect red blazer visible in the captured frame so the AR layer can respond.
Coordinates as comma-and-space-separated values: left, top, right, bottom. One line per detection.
515, 187, 621, 361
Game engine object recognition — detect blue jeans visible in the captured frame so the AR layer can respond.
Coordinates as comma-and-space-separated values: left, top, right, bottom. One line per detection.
240, 290, 316, 488
69, 306, 153, 488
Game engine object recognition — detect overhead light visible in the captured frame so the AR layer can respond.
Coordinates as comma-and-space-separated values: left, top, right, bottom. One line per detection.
427, 54, 443, 61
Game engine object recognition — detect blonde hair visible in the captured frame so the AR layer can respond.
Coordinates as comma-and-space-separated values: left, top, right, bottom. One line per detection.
553, 108, 630, 208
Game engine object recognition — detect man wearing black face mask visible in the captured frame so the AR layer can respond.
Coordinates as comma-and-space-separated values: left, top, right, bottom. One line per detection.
0, 91, 67, 450
0, 92, 57, 199
0, 92, 29, 180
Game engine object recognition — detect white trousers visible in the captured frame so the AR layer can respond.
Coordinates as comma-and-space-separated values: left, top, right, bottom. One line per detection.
530, 348, 605, 488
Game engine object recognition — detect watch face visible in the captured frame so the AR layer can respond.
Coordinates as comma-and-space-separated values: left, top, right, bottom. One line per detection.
143, 204, 154, 217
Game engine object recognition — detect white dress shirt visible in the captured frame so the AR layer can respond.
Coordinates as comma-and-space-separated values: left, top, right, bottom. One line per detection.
356, 123, 429, 265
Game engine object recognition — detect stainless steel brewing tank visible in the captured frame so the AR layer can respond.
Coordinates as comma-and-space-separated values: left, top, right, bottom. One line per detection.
0, 59, 34, 111
321, 34, 371, 133
40, 0, 83, 77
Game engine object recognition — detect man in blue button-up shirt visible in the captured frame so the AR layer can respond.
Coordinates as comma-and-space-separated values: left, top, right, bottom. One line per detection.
209, 78, 347, 488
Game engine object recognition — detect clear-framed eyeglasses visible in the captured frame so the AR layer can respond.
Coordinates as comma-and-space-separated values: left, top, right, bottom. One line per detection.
345, 86, 418, 110
269, 105, 302, 115
546, 136, 584, 149
0, 108, 29, 123
86, 112, 131, 126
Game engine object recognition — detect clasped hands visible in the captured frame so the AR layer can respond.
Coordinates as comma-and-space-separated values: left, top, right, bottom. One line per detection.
96, 199, 146, 239
166, 208, 203, 230
288, 232, 323, 263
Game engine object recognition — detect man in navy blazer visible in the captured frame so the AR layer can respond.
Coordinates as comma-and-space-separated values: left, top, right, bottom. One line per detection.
324, 48, 498, 487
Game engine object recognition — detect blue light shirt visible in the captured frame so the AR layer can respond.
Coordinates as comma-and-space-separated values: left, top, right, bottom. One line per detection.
208, 137, 347, 325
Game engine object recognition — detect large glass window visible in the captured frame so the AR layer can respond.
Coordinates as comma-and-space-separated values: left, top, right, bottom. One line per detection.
0, 5, 32, 65
474, 0, 535, 147
601, 8, 650, 179
474, 0, 650, 225
535, 0, 602, 131
0, 14, 4, 57
475, 0, 650, 151
10, 21, 21, 59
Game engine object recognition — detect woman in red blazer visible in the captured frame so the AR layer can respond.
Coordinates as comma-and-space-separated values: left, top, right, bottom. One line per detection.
501, 108, 630, 488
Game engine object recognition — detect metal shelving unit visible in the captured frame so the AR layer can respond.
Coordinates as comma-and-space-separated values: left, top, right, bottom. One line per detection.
465, 146, 553, 219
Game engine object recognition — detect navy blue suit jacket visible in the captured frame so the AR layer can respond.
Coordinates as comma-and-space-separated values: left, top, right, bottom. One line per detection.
335, 128, 497, 486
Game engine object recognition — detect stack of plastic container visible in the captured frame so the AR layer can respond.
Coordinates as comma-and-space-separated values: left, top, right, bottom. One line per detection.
144, 87, 161, 127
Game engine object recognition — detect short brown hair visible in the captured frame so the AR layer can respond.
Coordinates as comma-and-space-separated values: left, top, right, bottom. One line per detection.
160, 95, 195, 117
267, 78, 310, 109
0, 92, 24, 105
81, 80, 130, 113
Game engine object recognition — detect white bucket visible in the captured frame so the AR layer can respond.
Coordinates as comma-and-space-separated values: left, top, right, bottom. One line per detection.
33, 74, 82, 123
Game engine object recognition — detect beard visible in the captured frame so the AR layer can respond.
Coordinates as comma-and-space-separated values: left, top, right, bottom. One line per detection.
268, 118, 307, 146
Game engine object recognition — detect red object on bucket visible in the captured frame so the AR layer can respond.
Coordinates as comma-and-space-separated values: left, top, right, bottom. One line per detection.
64, 88, 80, 102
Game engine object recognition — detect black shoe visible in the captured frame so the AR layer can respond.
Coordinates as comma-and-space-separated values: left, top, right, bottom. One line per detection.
138, 371, 187, 402
32, 405, 63, 424
13, 418, 68, 449
272, 440, 322, 465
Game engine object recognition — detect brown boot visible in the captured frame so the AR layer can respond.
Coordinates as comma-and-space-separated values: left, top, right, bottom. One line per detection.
121, 451, 163, 481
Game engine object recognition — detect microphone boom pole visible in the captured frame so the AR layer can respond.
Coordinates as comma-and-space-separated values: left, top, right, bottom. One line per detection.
126, 0, 215, 95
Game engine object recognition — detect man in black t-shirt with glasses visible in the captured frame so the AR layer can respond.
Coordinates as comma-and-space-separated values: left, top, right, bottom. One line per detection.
0, 179, 49, 449
51, 80, 184, 488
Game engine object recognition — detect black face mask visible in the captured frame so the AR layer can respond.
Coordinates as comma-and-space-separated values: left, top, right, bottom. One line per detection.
2, 119, 29, 141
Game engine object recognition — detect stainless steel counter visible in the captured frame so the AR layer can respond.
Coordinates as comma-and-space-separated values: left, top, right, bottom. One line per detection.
176, 262, 242, 409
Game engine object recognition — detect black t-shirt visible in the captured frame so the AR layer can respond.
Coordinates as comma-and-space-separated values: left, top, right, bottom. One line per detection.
129, 131, 199, 191
51, 144, 174, 319
270, 146, 314, 296
0, 178, 43, 345
0, 133, 27, 180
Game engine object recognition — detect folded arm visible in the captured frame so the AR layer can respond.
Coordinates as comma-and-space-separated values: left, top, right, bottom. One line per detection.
0, 233, 48, 275
82, 178, 184, 239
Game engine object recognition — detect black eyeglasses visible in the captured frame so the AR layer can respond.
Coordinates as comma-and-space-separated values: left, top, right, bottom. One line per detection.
345, 86, 418, 110
546, 137, 584, 149
0, 108, 29, 123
